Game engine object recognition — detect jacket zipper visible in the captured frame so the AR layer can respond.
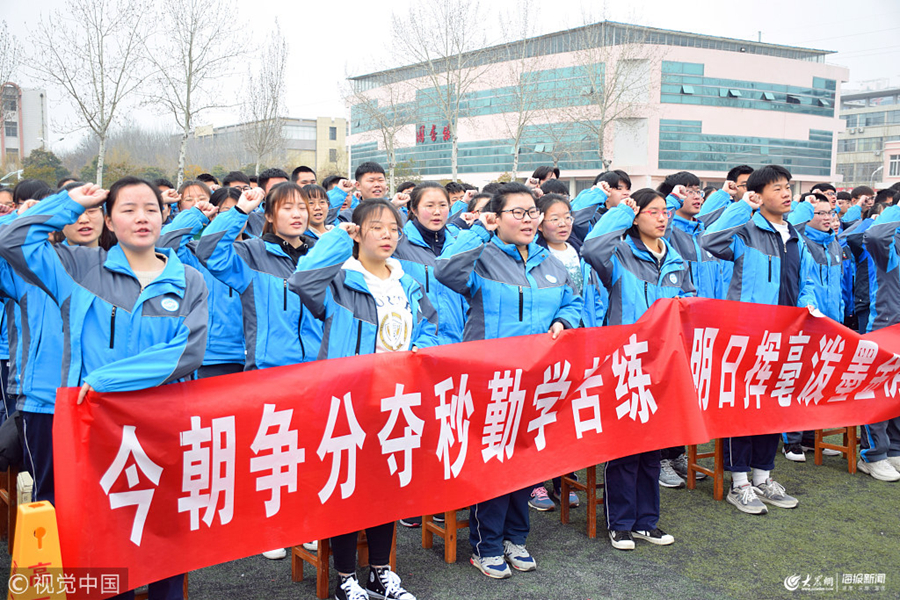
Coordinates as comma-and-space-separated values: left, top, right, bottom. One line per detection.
109, 306, 117, 349
518, 286, 524, 321
644, 281, 650, 306
229, 287, 233, 298
424, 265, 430, 293
283, 279, 288, 310
298, 304, 306, 358
767, 255, 772, 282
355, 320, 363, 355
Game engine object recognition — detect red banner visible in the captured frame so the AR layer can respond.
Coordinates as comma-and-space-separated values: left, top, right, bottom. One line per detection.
53, 298, 900, 595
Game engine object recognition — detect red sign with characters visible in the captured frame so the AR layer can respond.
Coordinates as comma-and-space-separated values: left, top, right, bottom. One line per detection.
416, 124, 450, 144
53, 298, 900, 597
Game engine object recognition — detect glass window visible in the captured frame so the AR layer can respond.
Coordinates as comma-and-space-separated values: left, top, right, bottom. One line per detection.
329, 148, 338, 162
728, 89, 742, 98
762, 92, 775, 101
786, 95, 801, 104
890, 155, 900, 178
4, 122, 16, 138
838, 139, 856, 152
329, 126, 337, 141
2, 100, 15, 112
865, 112, 885, 126
681, 85, 694, 94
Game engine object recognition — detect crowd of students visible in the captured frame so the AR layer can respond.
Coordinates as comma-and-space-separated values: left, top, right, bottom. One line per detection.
0, 159, 898, 600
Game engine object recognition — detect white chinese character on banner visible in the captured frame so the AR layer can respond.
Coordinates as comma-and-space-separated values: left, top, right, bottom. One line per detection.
832, 340, 879, 401
797, 335, 846, 405
317, 392, 366, 503
718, 335, 749, 408
572, 357, 604, 438
527, 361, 572, 451
178, 415, 236, 530
857, 353, 900, 399
771, 331, 811, 407
250, 404, 305, 518
434, 375, 474, 480
378, 384, 424, 487
613, 335, 657, 423
99, 425, 163, 546
691, 327, 719, 410
744, 331, 781, 409
482, 369, 526, 462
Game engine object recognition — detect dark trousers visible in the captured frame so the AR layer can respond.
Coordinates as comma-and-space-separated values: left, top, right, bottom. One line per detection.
660, 445, 685, 460
331, 522, 395, 574
603, 451, 661, 531
109, 575, 185, 600
861, 419, 900, 463
197, 363, 244, 379
857, 308, 870, 334
22, 411, 54, 504
724, 433, 780, 473
0, 360, 11, 424
469, 487, 530, 558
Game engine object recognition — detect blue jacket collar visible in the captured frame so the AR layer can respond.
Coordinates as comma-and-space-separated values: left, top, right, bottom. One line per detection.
753, 211, 799, 241
403, 220, 450, 253
490, 234, 547, 268
103, 246, 186, 293
802, 225, 835, 246
671, 213, 705, 235
625, 234, 685, 271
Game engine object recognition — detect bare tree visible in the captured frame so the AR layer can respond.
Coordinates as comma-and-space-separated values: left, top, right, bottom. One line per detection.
344, 72, 413, 192
241, 24, 287, 176
390, 0, 489, 180
0, 20, 21, 89
149, 0, 244, 185
30, 0, 148, 186
558, 21, 663, 171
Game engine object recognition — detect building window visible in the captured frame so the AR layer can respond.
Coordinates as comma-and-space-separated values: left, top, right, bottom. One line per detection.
329, 126, 337, 141
838, 139, 856, 153
681, 85, 694, 94
329, 148, 337, 162
727, 89, 742, 98
786, 95, 801, 104
761, 92, 775, 101
4, 148, 17, 163
890, 155, 900, 178
4, 122, 16, 138
2, 99, 15, 112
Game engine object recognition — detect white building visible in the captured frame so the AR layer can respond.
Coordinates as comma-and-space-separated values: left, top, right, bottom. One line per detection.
1, 83, 50, 170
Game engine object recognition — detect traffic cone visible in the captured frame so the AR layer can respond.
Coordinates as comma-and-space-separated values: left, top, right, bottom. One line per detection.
8, 501, 66, 599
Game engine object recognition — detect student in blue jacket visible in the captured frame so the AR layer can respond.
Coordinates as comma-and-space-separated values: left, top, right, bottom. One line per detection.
581, 188, 693, 550
302, 184, 335, 240
435, 182, 582, 580
858, 204, 900, 482
0, 179, 208, 600
701, 165, 814, 516
393, 181, 467, 346
159, 186, 246, 378
291, 199, 437, 600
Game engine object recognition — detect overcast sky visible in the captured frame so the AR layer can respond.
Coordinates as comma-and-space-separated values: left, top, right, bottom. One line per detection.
3, 0, 899, 151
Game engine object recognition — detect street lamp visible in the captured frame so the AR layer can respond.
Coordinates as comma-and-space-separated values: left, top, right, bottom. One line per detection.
0, 169, 23, 183
870, 165, 884, 188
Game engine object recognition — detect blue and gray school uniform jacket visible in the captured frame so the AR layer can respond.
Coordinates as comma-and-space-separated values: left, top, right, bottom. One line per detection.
581, 204, 695, 326
393, 221, 468, 345
842, 204, 863, 226
0, 191, 208, 393
289, 228, 438, 359
843, 219, 877, 330
0, 236, 63, 413
697, 188, 733, 227
570, 186, 609, 246
862, 205, 900, 331
787, 201, 815, 226
160, 208, 246, 366
197, 207, 322, 370
450, 200, 468, 216
701, 200, 818, 308
795, 223, 844, 322
0, 299, 8, 362
665, 194, 723, 300
434, 222, 583, 341
838, 231, 856, 320
326, 188, 359, 225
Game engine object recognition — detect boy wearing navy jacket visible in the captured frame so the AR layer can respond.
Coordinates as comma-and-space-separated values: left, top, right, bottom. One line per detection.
702, 165, 817, 515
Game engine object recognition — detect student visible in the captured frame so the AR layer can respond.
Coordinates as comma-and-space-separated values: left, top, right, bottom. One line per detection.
159, 187, 246, 379
698, 165, 752, 227
701, 165, 816, 515
197, 173, 219, 191
322, 175, 347, 192
843, 186, 875, 225
302, 184, 335, 240
528, 192, 582, 511
435, 182, 582, 579
658, 172, 723, 486
858, 204, 900, 481
531, 166, 559, 183
291, 165, 317, 187
176, 179, 212, 213
446, 181, 467, 210
843, 202, 888, 334
290, 199, 437, 600
782, 197, 844, 461
581, 189, 693, 550
198, 182, 322, 561
328, 162, 405, 225
245, 168, 290, 237
570, 170, 632, 245
0, 179, 208, 600
222, 171, 251, 191
448, 192, 492, 233
393, 182, 467, 346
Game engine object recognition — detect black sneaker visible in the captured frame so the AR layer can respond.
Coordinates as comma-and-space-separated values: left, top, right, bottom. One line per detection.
782, 443, 806, 462
608, 530, 635, 550
366, 566, 416, 600
433, 513, 445, 523
399, 516, 421, 528
632, 527, 675, 545
334, 574, 367, 600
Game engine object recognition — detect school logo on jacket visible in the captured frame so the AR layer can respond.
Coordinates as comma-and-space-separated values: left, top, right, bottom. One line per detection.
669, 274, 678, 284
545, 274, 558, 284
380, 312, 409, 351
161, 298, 180, 312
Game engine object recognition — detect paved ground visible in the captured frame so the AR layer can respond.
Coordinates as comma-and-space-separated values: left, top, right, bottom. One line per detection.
3, 440, 898, 599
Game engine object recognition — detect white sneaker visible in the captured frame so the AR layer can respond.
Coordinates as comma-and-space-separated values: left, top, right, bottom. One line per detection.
886, 456, 900, 472
801, 444, 841, 457
302, 541, 318, 551
857, 459, 900, 482
262, 548, 286, 560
